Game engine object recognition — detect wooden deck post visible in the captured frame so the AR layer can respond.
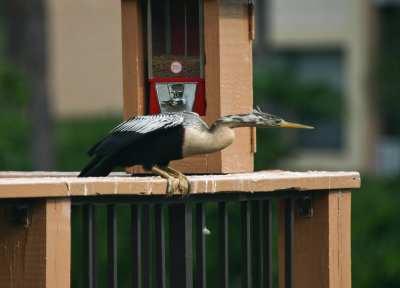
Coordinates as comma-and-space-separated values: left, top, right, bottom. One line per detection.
0, 198, 71, 288
279, 190, 352, 288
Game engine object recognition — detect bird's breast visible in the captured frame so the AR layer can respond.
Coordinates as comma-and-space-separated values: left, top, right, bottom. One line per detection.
182, 126, 235, 157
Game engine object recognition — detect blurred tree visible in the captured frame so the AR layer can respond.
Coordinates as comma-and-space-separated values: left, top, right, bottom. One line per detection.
0, 65, 31, 170
3, 0, 54, 170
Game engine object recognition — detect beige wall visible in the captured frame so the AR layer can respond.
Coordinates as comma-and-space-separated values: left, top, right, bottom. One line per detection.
269, 0, 349, 46
46, 0, 123, 117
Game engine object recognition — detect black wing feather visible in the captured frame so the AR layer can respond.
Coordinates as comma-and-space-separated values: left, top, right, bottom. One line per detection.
87, 113, 184, 158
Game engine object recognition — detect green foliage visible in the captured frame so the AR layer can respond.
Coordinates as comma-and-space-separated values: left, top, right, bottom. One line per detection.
254, 129, 295, 170
254, 69, 343, 121
54, 116, 122, 171
0, 65, 31, 170
352, 176, 400, 288
253, 69, 343, 169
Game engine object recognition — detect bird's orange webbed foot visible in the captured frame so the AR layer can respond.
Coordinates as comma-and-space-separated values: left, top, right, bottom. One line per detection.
151, 166, 179, 197
161, 166, 191, 197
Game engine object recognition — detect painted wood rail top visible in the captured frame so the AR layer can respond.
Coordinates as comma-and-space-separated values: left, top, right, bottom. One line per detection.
0, 171, 361, 199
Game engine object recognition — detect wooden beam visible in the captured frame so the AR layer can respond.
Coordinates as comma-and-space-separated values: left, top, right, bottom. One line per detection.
121, 0, 147, 120
46, 198, 71, 287
0, 171, 360, 198
0, 198, 71, 288
278, 190, 352, 288
121, 0, 147, 175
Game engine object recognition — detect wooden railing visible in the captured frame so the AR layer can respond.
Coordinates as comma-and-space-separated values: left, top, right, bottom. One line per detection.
0, 171, 360, 288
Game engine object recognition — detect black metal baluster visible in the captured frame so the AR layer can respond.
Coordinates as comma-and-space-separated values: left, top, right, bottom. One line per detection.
142, 204, 152, 288
285, 198, 294, 288
169, 201, 193, 288
83, 204, 97, 288
241, 201, 251, 288
196, 203, 207, 288
251, 201, 261, 288
131, 204, 141, 288
219, 202, 229, 288
107, 204, 117, 288
263, 200, 272, 288
155, 204, 166, 288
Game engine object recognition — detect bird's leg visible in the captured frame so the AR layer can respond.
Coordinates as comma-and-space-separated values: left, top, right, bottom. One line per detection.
161, 166, 191, 197
151, 166, 179, 197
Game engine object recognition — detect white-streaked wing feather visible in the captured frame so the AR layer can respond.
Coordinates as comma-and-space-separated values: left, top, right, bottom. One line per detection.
90, 113, 184, 157
112, 114, 184, 134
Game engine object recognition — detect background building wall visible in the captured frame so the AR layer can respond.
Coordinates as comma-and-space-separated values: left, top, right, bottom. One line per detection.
46, 0, 123, 117
266, 0, 374, 172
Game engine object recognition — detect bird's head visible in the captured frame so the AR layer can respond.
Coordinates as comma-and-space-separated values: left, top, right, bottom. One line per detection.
249, 107, 314, 129
214, 107, 314, 129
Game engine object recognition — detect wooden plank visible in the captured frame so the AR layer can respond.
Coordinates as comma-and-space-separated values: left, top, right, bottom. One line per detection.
121, 0, 146, 121
219, 0, 254, 173
0, 198, 71, 288
46, 198, 71, 288
202, 0, 222, 173
0, 171, 360, 198
278, 190, 352, 288
121, 0, 147, 175
328, 191, 351, 288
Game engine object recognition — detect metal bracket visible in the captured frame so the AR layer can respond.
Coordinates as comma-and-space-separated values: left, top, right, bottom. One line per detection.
12, 205, 30, 227
296, 197, 313, 218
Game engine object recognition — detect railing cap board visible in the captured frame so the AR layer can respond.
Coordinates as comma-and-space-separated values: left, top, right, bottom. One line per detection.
0, 171, 360, 199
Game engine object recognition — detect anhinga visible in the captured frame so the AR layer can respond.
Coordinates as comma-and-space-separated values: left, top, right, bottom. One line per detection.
78, 108, 313, 196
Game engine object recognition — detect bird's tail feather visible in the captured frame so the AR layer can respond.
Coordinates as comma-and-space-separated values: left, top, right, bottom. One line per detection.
78, 156, 115, 177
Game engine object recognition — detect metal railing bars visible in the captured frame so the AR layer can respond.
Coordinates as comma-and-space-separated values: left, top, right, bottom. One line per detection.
263, 200, 273, 288
155, 204, 166, 288
251, 200, 261, 288
72, 190, 310, 205
169, 201, 193, 288
196, 203, 207, 288
241, 201, 251, 288
218, 202, 229, 288
78, 192, 302, 288
107, 204, 118, 288
131, 204, 141, 288
83, 204, 97, 288
142, 204, 152, 288
285, 198, 294, 288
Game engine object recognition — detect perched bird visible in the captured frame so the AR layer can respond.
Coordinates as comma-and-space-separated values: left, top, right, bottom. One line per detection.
78, 108, 313, 196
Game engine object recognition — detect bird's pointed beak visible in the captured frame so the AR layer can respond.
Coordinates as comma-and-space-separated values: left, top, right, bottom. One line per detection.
279, 120, 314, 129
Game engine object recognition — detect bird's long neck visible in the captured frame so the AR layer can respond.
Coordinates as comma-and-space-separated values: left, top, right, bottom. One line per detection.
211, 114, 258, 129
